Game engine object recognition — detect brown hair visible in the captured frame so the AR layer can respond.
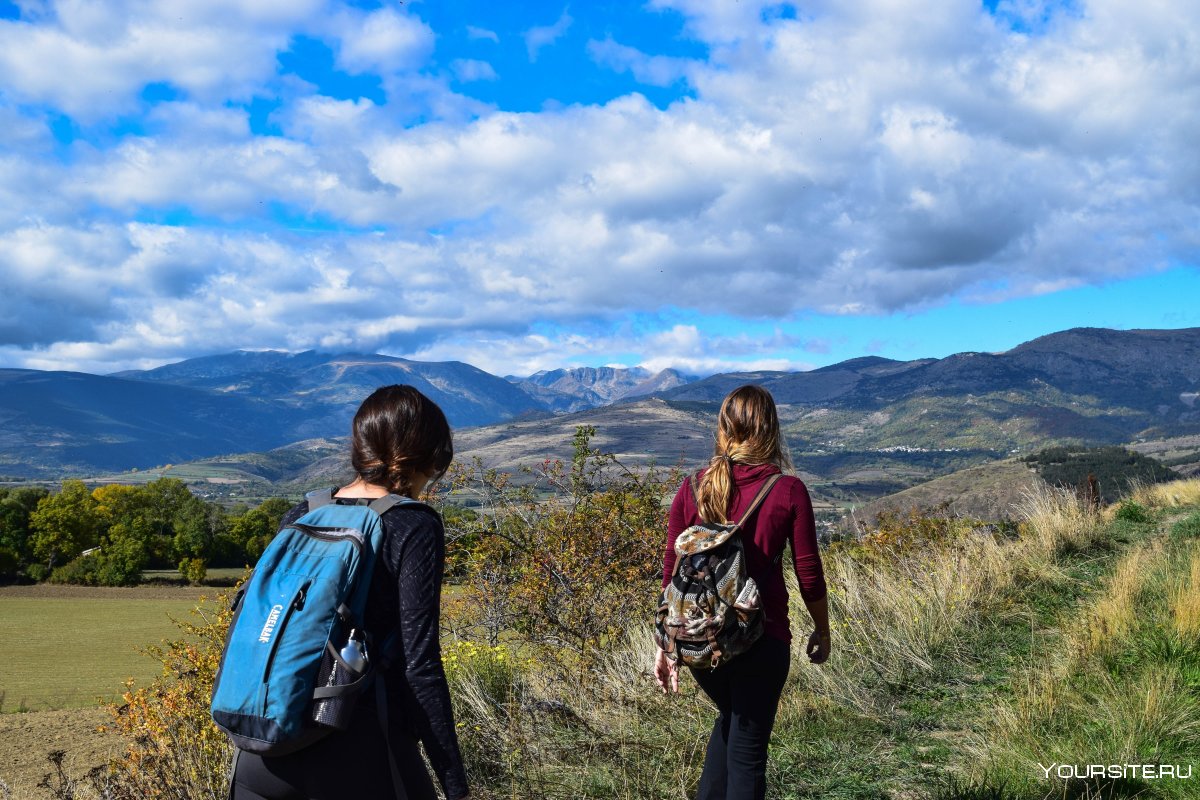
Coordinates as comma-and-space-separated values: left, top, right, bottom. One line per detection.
696, 384, 791, 523
350, 385, 453, 497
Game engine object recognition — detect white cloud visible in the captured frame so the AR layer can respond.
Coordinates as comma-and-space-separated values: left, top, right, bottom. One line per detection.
2, 0, 1199, 375
587, 37, 692, 87
0, 0, 325, 118
333, 6, 434, 75
451, 58, 499, 83
523, 8, 572, 62
466, 25, 499, 43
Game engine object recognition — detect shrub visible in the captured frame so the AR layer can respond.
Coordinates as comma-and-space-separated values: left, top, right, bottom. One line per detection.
178, 557, 207, 585
46, 539, 146, 587
0, 544, 20, 578
48, 553, 102, 585
100, 589, 236, 799
1114, 499, 1150, 523
443, 426, 676, 680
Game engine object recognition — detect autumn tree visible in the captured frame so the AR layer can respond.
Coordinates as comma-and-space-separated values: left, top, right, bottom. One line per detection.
444, 426, 676, 678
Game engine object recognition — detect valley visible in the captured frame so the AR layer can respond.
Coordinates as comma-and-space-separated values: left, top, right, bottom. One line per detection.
1, 326, 1198, 515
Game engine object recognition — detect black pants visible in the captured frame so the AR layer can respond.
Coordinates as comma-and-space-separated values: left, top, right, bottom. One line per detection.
690, 634, 792, 800
231, 700, 437, 800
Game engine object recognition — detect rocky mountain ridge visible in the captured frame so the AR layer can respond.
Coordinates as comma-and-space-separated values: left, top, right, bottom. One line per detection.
510, 366, 692, 412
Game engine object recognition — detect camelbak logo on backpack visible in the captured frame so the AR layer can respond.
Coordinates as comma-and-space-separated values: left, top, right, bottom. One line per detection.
210, 489, 432, 756
258, 604, 285, 643
654, 473, 780, 670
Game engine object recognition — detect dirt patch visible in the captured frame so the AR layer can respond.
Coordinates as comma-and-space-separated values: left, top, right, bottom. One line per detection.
0, 707, 120, 796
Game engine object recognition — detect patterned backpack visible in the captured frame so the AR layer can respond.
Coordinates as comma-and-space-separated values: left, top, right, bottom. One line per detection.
655, 473, 781, 669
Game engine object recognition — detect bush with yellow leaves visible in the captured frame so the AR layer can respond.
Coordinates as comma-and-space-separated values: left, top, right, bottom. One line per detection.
100, 588, 236, 800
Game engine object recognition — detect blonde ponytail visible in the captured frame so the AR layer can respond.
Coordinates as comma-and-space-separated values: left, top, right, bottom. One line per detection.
698, 453, 734, 523
695, 385, 790, 523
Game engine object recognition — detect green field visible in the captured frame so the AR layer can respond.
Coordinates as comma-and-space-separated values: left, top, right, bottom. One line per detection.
142, 567, 249, 584
0, 587, 208, 712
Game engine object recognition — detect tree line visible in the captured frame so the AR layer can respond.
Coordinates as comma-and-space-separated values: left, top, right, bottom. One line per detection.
0, 479, 293, 586
1021, 445, 1177, 506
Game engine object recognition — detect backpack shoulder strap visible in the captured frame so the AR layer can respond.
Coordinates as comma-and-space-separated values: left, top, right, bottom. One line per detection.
688, 473, 701, 504
305, 487, 334, 510
731, 473, 782, 531
305, 491, 434, 517
367, 494, 437, 517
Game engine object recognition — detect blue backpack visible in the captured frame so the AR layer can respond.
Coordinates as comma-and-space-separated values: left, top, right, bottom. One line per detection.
210, 489, 426, 761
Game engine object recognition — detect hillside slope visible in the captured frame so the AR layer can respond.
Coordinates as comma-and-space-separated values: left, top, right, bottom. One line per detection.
0, 370, 292, 477
662, 328, 1200, 412
852, 458, 1043, 522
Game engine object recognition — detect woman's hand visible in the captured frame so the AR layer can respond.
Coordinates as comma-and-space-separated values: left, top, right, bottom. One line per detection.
654, 646, 679, 694
806, 630, 831, 664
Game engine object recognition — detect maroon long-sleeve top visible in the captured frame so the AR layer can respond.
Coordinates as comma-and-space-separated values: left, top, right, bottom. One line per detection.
662, 462, 827, 644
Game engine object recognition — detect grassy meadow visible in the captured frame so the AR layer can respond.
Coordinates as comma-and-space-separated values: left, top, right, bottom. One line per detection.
0, 584, 216, 796
0, 586, 207, 712
0, 566, 249, 714
437, 479, 1200, 799
2, 480, 1199, 798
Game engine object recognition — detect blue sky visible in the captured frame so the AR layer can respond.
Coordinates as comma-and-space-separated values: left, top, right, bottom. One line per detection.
0, 0, 1197, 376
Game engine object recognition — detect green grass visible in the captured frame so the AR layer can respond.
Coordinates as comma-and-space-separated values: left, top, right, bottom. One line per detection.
955, 513, 1200, 799
0, 594, 200, 712
141, 566, 249, 585
761, 532, 1143, 798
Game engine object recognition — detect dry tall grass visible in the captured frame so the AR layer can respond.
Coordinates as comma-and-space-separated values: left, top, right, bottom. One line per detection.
1169, 551, 1200, 640
791, 481, 1111, 718
443, 625, 714, 799
1128, 477, 1200, 511
1012, 482, 1105, 564
793, 531, 1012, 715
1082, 540, 1162, 657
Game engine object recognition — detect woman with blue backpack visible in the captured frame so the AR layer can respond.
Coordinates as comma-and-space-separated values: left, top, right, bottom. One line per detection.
226, 385, 469, 800
654, 384, 830, 800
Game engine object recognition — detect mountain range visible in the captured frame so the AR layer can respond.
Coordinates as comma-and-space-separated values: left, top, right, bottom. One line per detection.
1, 327, 1198, 492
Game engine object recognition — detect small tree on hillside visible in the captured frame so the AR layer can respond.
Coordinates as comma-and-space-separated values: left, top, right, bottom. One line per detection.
444, 426, 676, 680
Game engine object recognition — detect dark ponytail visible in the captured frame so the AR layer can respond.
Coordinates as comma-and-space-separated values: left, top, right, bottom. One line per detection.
350, 385, 453, 497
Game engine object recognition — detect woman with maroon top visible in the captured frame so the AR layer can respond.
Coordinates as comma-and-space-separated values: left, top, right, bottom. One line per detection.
655, 384, 830, 800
